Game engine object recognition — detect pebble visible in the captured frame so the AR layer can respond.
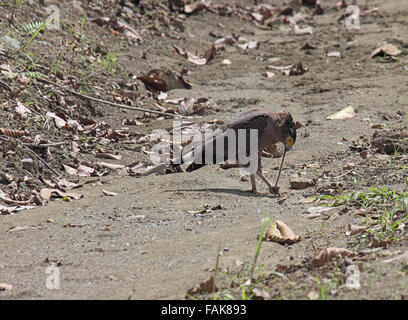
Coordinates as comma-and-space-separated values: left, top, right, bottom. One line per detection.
289, 175, 314, 190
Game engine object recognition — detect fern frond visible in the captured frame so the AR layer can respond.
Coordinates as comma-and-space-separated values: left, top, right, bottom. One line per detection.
3, 71, 45, 79
19, 21, 45, 35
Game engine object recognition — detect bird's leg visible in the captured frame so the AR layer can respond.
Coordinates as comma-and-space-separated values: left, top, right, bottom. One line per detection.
256, 152, 279, 193
250, 174, 261, 195
257, 171, 279, 194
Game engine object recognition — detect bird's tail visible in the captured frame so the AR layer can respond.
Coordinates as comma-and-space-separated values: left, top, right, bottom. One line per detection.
172, 139, 212, 172
185, 162, 206, 172
169, 154, 207, 172
171, 130, 230, 172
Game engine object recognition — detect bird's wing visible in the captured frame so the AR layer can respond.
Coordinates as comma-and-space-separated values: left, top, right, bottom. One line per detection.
181, 110, 270, 166
224, 109, 270, 139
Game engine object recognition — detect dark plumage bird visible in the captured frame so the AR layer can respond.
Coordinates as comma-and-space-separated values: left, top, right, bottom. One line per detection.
173, 109, 297, 194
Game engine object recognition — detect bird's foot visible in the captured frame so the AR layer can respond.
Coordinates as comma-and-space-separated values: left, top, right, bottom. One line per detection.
250, 189, 263, 196
269, 186, 280, 194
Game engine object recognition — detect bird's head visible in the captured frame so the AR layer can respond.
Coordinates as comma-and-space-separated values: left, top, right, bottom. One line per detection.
279, 113, 297, 151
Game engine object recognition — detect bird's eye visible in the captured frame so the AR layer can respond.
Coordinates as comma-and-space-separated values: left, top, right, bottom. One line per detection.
285, 136, 294, 147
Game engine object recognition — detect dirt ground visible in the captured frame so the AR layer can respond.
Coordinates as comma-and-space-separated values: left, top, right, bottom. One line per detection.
1, 0, 408, 299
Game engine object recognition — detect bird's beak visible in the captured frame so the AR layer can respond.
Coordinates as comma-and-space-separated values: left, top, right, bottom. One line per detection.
284, 136, 294, 151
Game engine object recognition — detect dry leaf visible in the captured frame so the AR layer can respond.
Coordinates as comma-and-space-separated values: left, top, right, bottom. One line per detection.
348, 224, 366, 236
0, 204, 35, 214
283, 62, 308, 76
293, 24, 313, 35
57, 179, 79, 190
95, 153, 122, 160
8, 225, 39, 232
327, 106, 356, 120
371, 43, 401, 58
187, 204, 223, 215
17, 76, 30, 85
76, 164, 95, 177
63, 164, 78, 175
237, 40, 259, 50
268, 64, 294, 71
106, 129, 126, 141
186, 275, 217, 297
311, 247, 355, 267
173, 44, 216, 65
263, 71, 275, 78
264, 220, 300, 244
46, 112, 67, 129
184, 1, 207, 14
142, 163, 167, 176
98, 162, 126, 170
15, 101, 32, 117
308, 290, 319, 300
252, 288, 271, 300
0, 189, 33, 205
40, 188, 82, 200
102, 189, 118, 196
327, 51, 341, 57
90, 17, 143, 43
138, 69, 191, 92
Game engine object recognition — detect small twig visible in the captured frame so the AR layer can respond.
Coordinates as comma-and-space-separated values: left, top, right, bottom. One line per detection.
36, 78, 182, 118
253, 21, 273, 30
21, 144, 61, 176
0, 136, 60, 176
0, 79, 11, 91
42, 73, 95, 95
23, 142, 68, 148
332, 169, 353, 179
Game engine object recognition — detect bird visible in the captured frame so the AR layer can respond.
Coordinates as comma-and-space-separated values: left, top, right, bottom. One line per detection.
171, 109, 297, 194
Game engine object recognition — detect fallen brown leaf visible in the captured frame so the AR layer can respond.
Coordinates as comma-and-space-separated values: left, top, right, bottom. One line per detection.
186, 275, 217, 297
184, 1, 207, 14
173, 44, 216, 65
98, 162, 126, 170
347, 224, 366, 236
95, 152, 122, 160
311, 247, 355, 267
102, 189, 118, 196
137, 69, 191, 93
8, 225, 39, 232
90, 17, 143, 43
264, 220, 300, 244
283, 62, 308, 76
40, 188, 82, 200
371, 43, 401, 59
252, 288, 271, 300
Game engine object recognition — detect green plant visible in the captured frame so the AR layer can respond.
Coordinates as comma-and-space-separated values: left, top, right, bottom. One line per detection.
54, 54, 61, 75
313, 187, 403, 209
100, 52, 118, 74
249, 215, 272, 275
314, 187, 408, 242
78, 12, 87, 40
315, 276, 327, 300
3, 70, 44, 79
211, 245, 221, 299
19, 21, 44, 35
23, 20, 47, 50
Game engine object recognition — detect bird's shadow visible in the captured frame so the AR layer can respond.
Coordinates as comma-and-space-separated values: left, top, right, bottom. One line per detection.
166, 187, 281, 198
